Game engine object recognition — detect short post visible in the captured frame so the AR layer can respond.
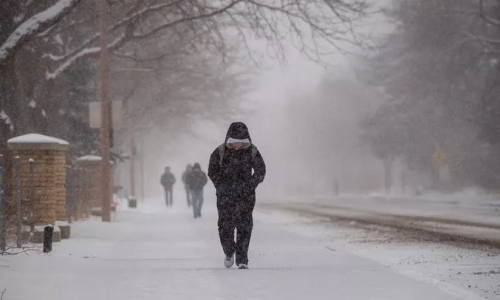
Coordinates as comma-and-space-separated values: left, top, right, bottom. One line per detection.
43, 226, 53, 253
15, 156, 22, 248
128, 197, 137, 208
0, 154, 5, 252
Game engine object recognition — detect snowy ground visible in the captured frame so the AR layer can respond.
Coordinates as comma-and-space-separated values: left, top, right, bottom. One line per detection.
1, 196, 497, 300
265, 191, 500, 243
263, 199, 500, 299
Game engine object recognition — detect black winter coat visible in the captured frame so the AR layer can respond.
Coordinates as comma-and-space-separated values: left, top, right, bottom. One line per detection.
160, 172, 175, 189
186, 171, 208, 191
208, 122, 266, 198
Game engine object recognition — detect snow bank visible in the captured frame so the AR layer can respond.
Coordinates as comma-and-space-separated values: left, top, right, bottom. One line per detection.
356, 187, 500, 206
8, 133, 69, 145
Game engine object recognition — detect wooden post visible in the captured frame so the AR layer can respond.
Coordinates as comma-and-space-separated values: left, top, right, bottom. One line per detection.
0, 154, 5, 252
99, 0, 112, 222
14, 156, 22, 248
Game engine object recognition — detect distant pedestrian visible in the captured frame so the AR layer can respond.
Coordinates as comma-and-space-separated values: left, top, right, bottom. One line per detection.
182, 164, 193, 207
186, 163, 208, 218
208, 122, 266, 269
160, 167, 176, 207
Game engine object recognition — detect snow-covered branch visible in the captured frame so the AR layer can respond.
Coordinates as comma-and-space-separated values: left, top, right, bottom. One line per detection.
478, 0, 500, 28
46, 1, 179, 63
46, 33, 127, 80
41, 0, 370, 79
0, 0, 81, 65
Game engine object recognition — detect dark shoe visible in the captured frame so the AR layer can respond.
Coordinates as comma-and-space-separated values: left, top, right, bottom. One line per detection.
224, 254, 235, 268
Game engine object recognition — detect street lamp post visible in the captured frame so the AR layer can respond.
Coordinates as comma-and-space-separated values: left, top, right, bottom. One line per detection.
99, 0, 112, 222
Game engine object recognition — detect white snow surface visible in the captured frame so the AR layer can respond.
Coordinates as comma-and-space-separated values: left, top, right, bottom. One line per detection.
0, 197, 490, 300
55, 220, 70, 227
0, 0, 79, 63
257, 209, 500, 300
77, 155, 102, 161
34, 225, 60, 232
8, 133, 69, 145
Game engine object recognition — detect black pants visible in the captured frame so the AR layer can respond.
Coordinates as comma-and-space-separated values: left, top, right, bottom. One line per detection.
164, 188, 173, 206
217, 195, 255, 265
185, 187, 191, 207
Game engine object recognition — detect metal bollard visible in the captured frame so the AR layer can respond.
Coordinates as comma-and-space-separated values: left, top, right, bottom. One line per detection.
43, 226, 54, 253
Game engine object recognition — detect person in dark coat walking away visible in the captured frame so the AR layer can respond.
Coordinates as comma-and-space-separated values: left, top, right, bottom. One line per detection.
182, 164, 193, 207
186, 163, 208, 218
208, 122, 266, 269
160, 167, 176, 207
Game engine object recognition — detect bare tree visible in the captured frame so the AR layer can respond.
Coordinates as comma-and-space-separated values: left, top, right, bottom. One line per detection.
36, 0, 371, 79
1, 0, 371, 154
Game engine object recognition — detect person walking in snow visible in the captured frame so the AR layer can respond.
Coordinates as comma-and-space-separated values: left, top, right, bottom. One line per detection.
186, 163, 208, 218
208, 122, 266, 269
182, 164, 193, 207
160, 166, 176, 207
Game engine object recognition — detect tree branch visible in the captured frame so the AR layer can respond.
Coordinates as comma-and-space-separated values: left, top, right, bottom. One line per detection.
478, 0, 500, 27
0, 0, 82, 66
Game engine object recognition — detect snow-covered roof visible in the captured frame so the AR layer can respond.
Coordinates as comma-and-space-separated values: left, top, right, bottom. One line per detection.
8, 133, 69, 145
77, 155, 102, 161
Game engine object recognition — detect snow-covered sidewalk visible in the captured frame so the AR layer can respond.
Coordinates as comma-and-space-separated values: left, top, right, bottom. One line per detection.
0, 198, 475, 300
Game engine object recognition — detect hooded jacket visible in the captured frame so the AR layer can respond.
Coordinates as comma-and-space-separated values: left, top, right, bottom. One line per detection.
186, 163, 208, 191
208, 122, 266, 197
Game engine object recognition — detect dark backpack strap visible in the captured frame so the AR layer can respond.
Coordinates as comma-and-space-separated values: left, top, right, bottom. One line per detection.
218, 144, 225, 167
219, 144, 257, 167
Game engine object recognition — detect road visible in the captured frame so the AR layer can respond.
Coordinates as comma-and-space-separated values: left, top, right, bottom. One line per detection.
262, 194, 500, 245
0, 197, 482, 300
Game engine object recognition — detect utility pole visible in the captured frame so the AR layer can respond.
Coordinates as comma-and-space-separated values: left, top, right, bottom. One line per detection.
140, 151, 145, 202
99, 0, 112, 222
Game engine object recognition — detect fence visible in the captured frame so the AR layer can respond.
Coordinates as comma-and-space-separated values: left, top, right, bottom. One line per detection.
66, 165, 91, 222
0, 156, 37, 251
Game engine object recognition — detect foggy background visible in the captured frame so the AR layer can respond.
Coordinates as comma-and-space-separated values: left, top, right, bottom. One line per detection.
3, 0, 500, 204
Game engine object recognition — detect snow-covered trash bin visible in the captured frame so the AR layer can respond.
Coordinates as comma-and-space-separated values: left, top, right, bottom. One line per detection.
6, 134, 69, 244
